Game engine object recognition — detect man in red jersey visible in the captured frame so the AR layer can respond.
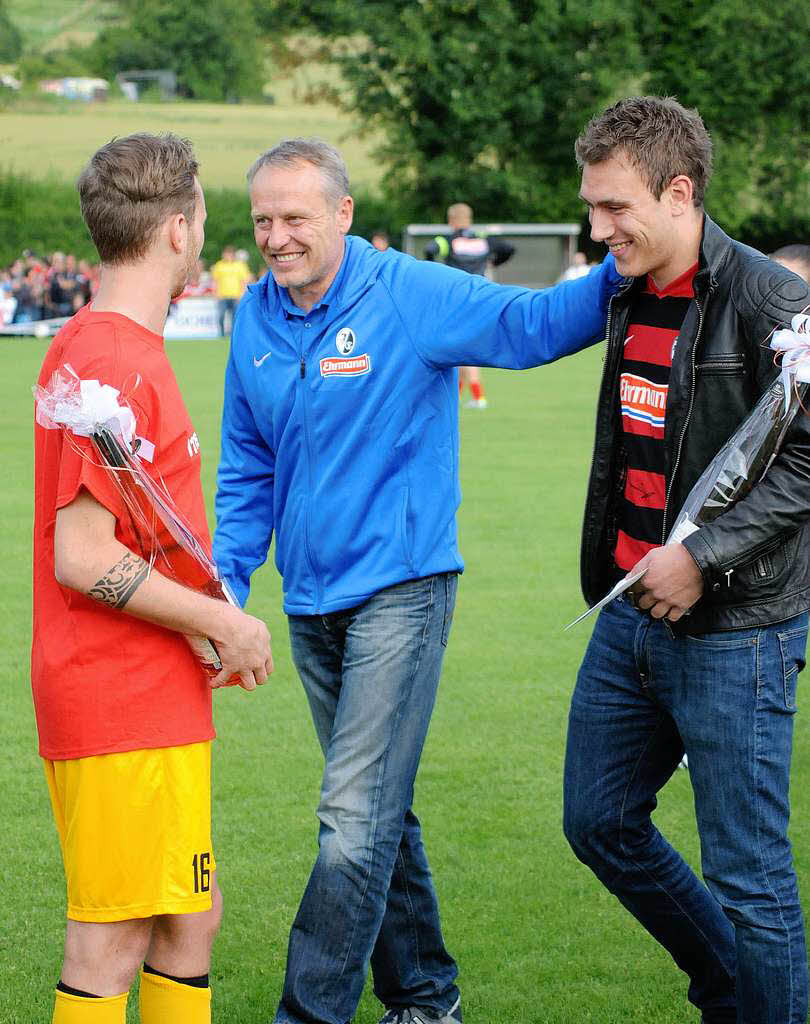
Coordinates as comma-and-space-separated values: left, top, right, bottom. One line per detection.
32, 133, 273, 1024
564, 96, 810, 1024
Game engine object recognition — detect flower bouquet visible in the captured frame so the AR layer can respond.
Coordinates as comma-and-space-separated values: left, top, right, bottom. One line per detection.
667, 312, 810, 543
566, 312, 810, 629
34, 364, 237, 676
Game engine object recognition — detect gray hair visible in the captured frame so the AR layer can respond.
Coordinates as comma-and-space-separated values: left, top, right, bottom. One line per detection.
772, 244, 810, 281
247, 138, 350, 206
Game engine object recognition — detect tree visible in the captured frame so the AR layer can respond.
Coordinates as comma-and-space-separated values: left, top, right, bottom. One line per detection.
637, 0, 810, 237
253, 0, 361, 36
91, 0, 265, 101
268, 0, 642, 222
18, 48, 93, 85
0, 0, 22, 63
267, 0, 809, 241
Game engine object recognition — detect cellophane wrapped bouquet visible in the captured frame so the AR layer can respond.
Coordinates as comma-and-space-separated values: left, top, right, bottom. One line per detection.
566, 312, 810, 630
667, 312, 810, 543
34, 364, 237, 677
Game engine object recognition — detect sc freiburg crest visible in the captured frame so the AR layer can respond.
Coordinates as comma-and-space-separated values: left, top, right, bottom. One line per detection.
336, 327, 356, 355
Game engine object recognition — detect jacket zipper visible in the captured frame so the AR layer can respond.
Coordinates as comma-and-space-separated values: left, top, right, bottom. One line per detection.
694, 358, 744, 373
582, 294, 618, 575
661, 295, 705, 541
298, 350, 323, 609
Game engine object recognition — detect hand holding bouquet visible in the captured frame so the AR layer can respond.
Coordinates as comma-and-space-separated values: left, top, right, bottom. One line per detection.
667, 313, 810, 543
35, 365, 238, 678
567, 313, 810, 628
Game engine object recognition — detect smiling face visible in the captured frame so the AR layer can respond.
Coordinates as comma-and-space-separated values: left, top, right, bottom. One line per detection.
579, 152, 698, 289
250, 160, 353, 311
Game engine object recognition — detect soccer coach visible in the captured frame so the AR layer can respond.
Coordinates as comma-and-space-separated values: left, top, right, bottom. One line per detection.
213, 136, 621, 1024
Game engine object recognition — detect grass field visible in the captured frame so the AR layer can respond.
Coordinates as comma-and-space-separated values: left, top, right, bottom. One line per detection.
1, 93, 381, 191
3, 0, 379, 191
3, 338, 810, 1023
6, 0, 120, 52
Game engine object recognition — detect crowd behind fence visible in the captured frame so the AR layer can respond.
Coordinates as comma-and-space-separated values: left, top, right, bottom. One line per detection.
0, 251, 219, 328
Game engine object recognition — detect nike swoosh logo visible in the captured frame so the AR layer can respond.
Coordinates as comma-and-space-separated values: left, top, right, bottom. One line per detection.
253, 351, 272, 367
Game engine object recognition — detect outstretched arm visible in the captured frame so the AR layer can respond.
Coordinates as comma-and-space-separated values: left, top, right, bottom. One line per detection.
399, 252, 623, 369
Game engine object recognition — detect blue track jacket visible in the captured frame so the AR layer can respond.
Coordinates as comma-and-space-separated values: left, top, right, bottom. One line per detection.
214, 236, 620, 614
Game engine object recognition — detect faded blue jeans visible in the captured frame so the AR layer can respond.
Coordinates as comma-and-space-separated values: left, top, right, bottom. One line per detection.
276, 573, 461, 1024
564, 596, 808, 1024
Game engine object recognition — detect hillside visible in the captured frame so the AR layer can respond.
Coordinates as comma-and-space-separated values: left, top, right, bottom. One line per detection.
2, 1, 381, 191
2, 95, 381, 190
6, 0, 122, 53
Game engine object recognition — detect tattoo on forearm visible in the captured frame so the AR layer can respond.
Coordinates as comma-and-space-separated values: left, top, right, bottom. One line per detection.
88, 552, 150, 609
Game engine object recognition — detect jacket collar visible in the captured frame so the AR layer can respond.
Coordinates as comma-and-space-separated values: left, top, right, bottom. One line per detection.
249, 235, 383, 321
694, 212, 732, 296
614, 210, 728, 301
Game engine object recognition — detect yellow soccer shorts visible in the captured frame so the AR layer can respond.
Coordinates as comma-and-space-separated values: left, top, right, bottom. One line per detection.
44, 741, 216, 922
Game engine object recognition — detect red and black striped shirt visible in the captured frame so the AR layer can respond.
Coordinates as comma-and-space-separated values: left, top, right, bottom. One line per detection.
613, 263, 697, 572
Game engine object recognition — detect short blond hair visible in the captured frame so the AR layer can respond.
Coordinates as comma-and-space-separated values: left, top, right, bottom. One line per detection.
447, 203, 472, 227
78, 133, 199, 264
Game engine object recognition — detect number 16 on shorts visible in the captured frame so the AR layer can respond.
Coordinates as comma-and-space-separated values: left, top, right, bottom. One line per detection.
192, 851, 211, 893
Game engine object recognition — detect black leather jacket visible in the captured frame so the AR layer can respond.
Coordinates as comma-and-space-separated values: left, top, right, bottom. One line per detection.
580, 214, 810, 633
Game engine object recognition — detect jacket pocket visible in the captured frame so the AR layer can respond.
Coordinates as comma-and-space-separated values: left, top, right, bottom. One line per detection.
396, 486, 416, 575
695, 355, 745, 375
737, 531, 800, 589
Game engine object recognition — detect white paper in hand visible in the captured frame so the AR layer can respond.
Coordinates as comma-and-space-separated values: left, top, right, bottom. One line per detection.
564, 567, 648, 631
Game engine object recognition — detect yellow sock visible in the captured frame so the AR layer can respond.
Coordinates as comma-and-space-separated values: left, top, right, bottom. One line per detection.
138, 968, 211, 1024
52, 988, 127, 1023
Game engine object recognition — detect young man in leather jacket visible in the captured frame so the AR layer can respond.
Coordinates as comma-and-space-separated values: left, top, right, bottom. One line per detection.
564, 95, 810, 1024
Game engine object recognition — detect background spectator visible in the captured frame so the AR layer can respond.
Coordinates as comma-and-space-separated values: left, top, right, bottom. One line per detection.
772, 244, 810, 283
0, 251, 102, 327
557, 251, 591, 282
211, 245, 252, 337
424, 202, 516, 409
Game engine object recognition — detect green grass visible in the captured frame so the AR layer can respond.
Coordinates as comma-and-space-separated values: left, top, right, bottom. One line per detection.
4, 339, 810, 1023
6, 0, 120, 52
1, 94, 381, 191
2, 3, 379, 193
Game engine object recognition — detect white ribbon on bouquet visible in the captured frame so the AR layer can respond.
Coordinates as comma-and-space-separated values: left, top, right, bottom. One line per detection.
34, 364, 137, 449
770, 313, 810, 414
565, 311, 810, 630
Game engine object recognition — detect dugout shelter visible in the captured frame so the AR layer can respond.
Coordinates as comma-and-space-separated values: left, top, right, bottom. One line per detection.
403, 222, 580, 288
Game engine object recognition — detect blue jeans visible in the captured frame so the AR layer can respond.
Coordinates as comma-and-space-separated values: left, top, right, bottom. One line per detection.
218, 296, 238, 336
276, 574, 461, 1024
564, 597, 808, 1024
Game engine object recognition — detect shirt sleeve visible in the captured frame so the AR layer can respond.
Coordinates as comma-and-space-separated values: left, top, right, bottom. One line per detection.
51, 333, 158, 545
52, 341, 149, 521
55, 433, 128, 519
213, 344, 276, 606
394, 253, 622, 370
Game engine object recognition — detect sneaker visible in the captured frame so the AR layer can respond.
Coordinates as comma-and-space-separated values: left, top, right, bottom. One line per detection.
463, 398, 488, 409
378, 998, 462, 1024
